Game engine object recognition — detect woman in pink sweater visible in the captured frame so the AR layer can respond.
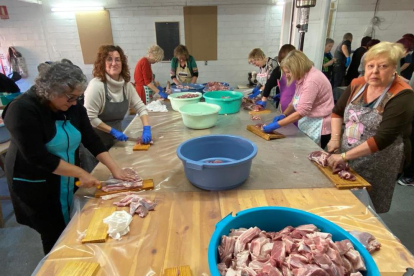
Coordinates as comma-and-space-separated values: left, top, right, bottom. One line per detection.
263, 50, 334, 148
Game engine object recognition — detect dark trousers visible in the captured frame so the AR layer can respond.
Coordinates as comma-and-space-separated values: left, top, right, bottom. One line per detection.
333, 65, 346, 88
403, 119, 414, 178
320, 134, 331, 150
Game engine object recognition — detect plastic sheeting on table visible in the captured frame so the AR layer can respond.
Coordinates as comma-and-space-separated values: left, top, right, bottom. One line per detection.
32, 188, 414, 275
81, 102, 333, 197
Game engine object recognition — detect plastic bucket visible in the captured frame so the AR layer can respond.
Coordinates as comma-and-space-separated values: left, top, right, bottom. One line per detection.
168, 92, 202, 111
178, 103, 220, 129
203, 91, 243, 115
0, 92, 21, 106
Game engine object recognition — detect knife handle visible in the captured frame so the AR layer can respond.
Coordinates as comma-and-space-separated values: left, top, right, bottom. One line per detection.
75, 180, 101, 189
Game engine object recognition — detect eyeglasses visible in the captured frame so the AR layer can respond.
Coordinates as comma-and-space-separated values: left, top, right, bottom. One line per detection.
64, 93, 84, 103
106, 57, 121, 64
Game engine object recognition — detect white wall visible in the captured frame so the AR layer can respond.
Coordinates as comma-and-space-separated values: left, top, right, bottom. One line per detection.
329, 0, 414, 53
0, 0, 284, 91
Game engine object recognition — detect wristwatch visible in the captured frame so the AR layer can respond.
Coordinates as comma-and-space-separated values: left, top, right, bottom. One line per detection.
341, 152, 347, 162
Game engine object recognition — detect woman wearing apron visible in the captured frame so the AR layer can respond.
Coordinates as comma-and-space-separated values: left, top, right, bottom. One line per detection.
170, 45, 198, 85
327, 42, 414, 213
262, 50, 334, 149
83, 45, 151, 171
134, 45, 167, 104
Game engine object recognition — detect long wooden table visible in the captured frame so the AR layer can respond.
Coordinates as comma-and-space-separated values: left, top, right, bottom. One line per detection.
33, 104, 414, 275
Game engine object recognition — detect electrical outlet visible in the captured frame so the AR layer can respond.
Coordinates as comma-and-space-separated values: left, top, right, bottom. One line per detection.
205, 61, 208, 65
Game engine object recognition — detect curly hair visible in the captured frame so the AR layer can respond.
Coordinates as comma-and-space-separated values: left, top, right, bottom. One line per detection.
35, 62, 87, 100
147, 45, 164, 62
93, 45, 130, 82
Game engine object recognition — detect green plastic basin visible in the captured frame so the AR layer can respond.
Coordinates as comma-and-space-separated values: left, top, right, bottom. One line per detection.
168, 92, 202, 111
178, 103, 221, 129
203, 91, 243, 115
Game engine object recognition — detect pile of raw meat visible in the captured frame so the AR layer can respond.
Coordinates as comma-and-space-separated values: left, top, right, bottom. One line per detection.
177, 93, 199, 99
217, 224, 367, 276
205, 82, 230, 91
308, 151, 356, 181
242, 98, 264, 112
113, 193, 157, 218
102, 168, 143, 192
176, 85, 191, 89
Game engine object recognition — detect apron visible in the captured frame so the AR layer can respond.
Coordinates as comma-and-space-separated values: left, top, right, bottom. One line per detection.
257, 70, 269, 87
341, 79, 403, 213
176, 63, 192, 83
95, 82, 129, 150
292, 93, 323, 146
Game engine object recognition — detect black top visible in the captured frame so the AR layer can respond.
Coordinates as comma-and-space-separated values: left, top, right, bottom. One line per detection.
334, 40, 351, 66
262, 66, 281, 98
401, 53, 414, 80
346, 46, 367, 82
0, 73, 20, 93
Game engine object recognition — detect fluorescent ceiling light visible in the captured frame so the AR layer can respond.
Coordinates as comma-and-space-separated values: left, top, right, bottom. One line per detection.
51, 6, 104, 12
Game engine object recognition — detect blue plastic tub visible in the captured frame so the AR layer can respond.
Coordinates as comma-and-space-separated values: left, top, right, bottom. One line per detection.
171, 83, 204, 93
176, 135, 257, 190
202, 82, 233, 93
203, 91, 243, 115
208, 207, 380, 276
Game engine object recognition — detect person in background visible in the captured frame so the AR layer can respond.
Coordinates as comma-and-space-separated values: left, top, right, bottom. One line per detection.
322, 38, 336, 85
84, 45, 150, 152
2, 62, 133, 254
253, 45, 296, 109
170, 45, 198, 85
134, 45, 167, 104
397, 37, 414, 80
333, 33, 353, 88
358, 39, 381, 76
275, 44, 296, 113
263, 50, 334, 149
346, 36, 372, 85
327, 42, 414, 213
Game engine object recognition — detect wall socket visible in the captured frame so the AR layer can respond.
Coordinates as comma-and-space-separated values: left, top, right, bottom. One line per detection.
205, 61, 208, 65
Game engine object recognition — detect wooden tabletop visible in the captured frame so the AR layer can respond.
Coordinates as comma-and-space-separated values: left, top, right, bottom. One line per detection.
34, 188, 414, 275
0, 141, 10, 155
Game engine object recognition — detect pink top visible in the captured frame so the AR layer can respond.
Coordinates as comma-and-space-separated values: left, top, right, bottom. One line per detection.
294, 67, 334, 135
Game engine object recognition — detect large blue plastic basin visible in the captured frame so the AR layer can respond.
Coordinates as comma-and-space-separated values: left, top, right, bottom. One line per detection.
176, 135, 257, 190
208, 207, 380, 276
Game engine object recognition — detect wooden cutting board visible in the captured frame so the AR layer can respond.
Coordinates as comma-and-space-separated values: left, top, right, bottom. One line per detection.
57, 261, 100, 276
94, 179, 154, 198
248, 109, 271, 115
164, 265, 192, 276
246, 125, 285, 141
133, 143, 151, 151
310, 161, 371, 190
81, 207, 116, 243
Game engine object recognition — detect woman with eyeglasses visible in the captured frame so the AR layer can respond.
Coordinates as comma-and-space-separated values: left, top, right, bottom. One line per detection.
84, 45, 151, 151
2, 62, 133, 254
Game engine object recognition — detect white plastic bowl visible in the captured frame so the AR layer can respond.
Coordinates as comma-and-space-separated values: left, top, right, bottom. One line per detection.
178, 103, 221, 129
168, 92, 202, 111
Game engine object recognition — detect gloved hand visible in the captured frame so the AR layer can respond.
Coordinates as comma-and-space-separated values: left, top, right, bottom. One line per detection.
110, 128, 128, 141
272, 114, 286, 123
248, 87, 261, 99
272, 93, 280, 102
345, 56, 351, 67
142, 126, 152, 144
157, 86, 168, 99
255, 100, 267, 108
262, 121, 281, 133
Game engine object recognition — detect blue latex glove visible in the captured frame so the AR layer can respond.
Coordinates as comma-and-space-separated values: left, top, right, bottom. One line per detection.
345, 56, 351, 67
272, 93, 280, 102
248, 87, 261, 99
272, 114, 286, 123
110, 128, 128, 141
157, 86, 168, 99
255, 100, 267, 108
142, 126, 152, 144
262, 121, 281, 133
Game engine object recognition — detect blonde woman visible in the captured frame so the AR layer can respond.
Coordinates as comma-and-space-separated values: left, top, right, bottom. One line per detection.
262, 50, 334, 149
134, 45, 166, 104
170, 45, 198, 85
327, 42, 414, 213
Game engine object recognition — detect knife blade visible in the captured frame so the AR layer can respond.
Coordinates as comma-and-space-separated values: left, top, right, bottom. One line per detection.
75, 179, 123, 189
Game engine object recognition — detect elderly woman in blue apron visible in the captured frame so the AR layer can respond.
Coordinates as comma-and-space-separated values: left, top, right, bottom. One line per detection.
262, 50, 334, 149
170, 45, 198, 85
247, 48, 279, 105
327, 42, 414, 213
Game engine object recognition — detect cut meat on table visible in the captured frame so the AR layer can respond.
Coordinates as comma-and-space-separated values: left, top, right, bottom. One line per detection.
251, 115, 261, 121
308, 151, 356, 181
177, 93, 199, 98
217, 224, 367, 276
204, 82, 230, 91
101, 168, 143, 192
136, 137, 154, 145
348, 230, 381, 253
113, 194, 156, 218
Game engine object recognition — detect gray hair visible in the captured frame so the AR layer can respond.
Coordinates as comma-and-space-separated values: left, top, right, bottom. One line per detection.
35, 62, 87, 100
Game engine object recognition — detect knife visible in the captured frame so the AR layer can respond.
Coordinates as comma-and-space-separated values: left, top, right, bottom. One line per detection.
75, 179, 123, 189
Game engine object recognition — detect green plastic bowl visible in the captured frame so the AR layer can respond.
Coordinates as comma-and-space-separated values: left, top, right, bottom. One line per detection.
203, 91, 243, 115
178, 103, 221, 129
168, 92, 202, 111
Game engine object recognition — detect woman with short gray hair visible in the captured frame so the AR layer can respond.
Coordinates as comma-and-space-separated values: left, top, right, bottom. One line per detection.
2, 62, 133, 254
